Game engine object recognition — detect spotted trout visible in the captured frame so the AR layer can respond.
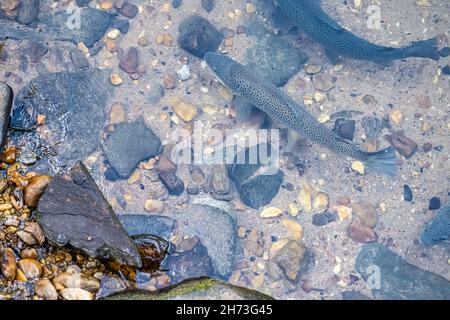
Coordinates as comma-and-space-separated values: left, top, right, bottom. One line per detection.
205, 52, 397, 176
276, 0, 450, 61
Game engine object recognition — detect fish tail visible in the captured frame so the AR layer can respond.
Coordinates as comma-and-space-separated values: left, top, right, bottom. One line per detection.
401, 37, 448, 60
362, 147, 397, 177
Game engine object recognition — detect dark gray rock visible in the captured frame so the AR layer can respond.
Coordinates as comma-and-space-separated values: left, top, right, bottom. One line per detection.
177, 15, 223, 58
16, 0, 40, 25
333, 118, 355, 141
11, 69, 112, 167
162, 237, 215, 284
421, 206, 450, 246
0, 82, 13, 150
244, 36, 308, 87
159, 170, 185, 196
168, 200, 237, 279
355, 243, 450, 300
172, 0, 182, 9
119, 47, 139, 74
69, 49, 89, 69
362, 116, 383, 139
118, 214, 175, 240
118, 3, 138, 19
37, 161, 142, 267
1, 8, 111, 48
312, 212, 338, 226
111, 16, 129, 34
102, 120, 162, 179
201, 0, 215, 12
228, 144, 283, 209
76, 0, 91, 6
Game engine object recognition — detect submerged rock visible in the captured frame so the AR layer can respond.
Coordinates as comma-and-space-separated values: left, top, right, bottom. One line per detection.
118, 214, 175, 240
355, 243, 450, 300
0, 82, 13, 149
1, 7, 111, 48
102, 120, 162, 179
37, 162, 142, 267
421, 206, 450, 246
384, 131, 417, 158
244, 36, 307, 87
162, 237, 215, 284
362, 116, 383, 139
103, 277, 273, 300
16, 0, 40, 25
228, 144, 283, 209
11, 69, 112, 168
168, 201, 237, 279
177, 15, 223, 58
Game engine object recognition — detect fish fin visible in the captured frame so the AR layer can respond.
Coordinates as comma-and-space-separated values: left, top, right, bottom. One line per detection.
233, 96, 255, 123
362, 147, 397, 177
402, 37, 442, 60
324, 48, 343, 65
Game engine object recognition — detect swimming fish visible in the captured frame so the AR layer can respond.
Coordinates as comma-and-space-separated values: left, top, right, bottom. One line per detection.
204, 52, 397, 176
421, 206, 450, 246
276, 0, 450, 62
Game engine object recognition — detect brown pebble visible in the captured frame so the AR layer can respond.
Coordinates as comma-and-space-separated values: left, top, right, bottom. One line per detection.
384, 131, 417, 158
163, 75, 176, 89
422, 143, 433, 153
1, 248, 17, 280
21, 248, 39, 260
416, 95, 431, 109
119, 47, 139, 74
24, 175, 52, 207
18, 259, 42, 279
347, 220, 378, 243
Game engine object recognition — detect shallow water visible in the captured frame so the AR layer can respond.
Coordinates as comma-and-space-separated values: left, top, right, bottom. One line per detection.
1, 0, 450, 300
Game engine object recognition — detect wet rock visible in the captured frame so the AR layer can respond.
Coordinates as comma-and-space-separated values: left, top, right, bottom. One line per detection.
96, 275, 132, 299
102, 120, 162, 179
118, 214, 175, 240
133, 235, 169, 273
11, 69, 112, 168
119, 47, 139, 74
76, 0, 91, 6
26, 42, 48, 63
1, 248, 17, 280
18, 259, 41, 279
313, 74, 336, 92
312, 212, 338, 226
348, 220, 378, 243
104, 278, 273, 300
384, 131, 417, 158
403, 185, 413, 202
201, 0, 215, 12
0, 82, 13, 149
35, 279, 58, 300
53, 271, 100, 292
333, 118, 355, 141
355, 243, 450, 300
111, 17, 129, 34
24, 175, 52, 207
228, 144, 283, 209
16, 0, 39, 25
69, 49, 89, 69
210, 166, 232, 200
177, 15, 223, 58
352, 201, 378, 228
245, 36, 308, 87
421, 206, 450, 246
60, 288, 93, 300
37, 162, 142, 267
272, 240, 308, 282
168, 202, 237, 278
172, 0, 182, 9
144, 199, 164, 213
362, 116, 383, 139
422, 142, 433, 153
441, 65, 450, 75
118, 2, 138, 18
162, 237, 215, 284
416, 95, 431, 109
362, 94, 377, 105
428, 197, 441, 210
159, 170, 185, 196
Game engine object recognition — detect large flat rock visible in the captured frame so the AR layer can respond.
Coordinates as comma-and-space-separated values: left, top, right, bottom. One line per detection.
37, 161, 142, 267
355, 243, 450, 300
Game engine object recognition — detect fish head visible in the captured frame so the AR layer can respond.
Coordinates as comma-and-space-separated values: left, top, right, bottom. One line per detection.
204, 52, 236, 88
